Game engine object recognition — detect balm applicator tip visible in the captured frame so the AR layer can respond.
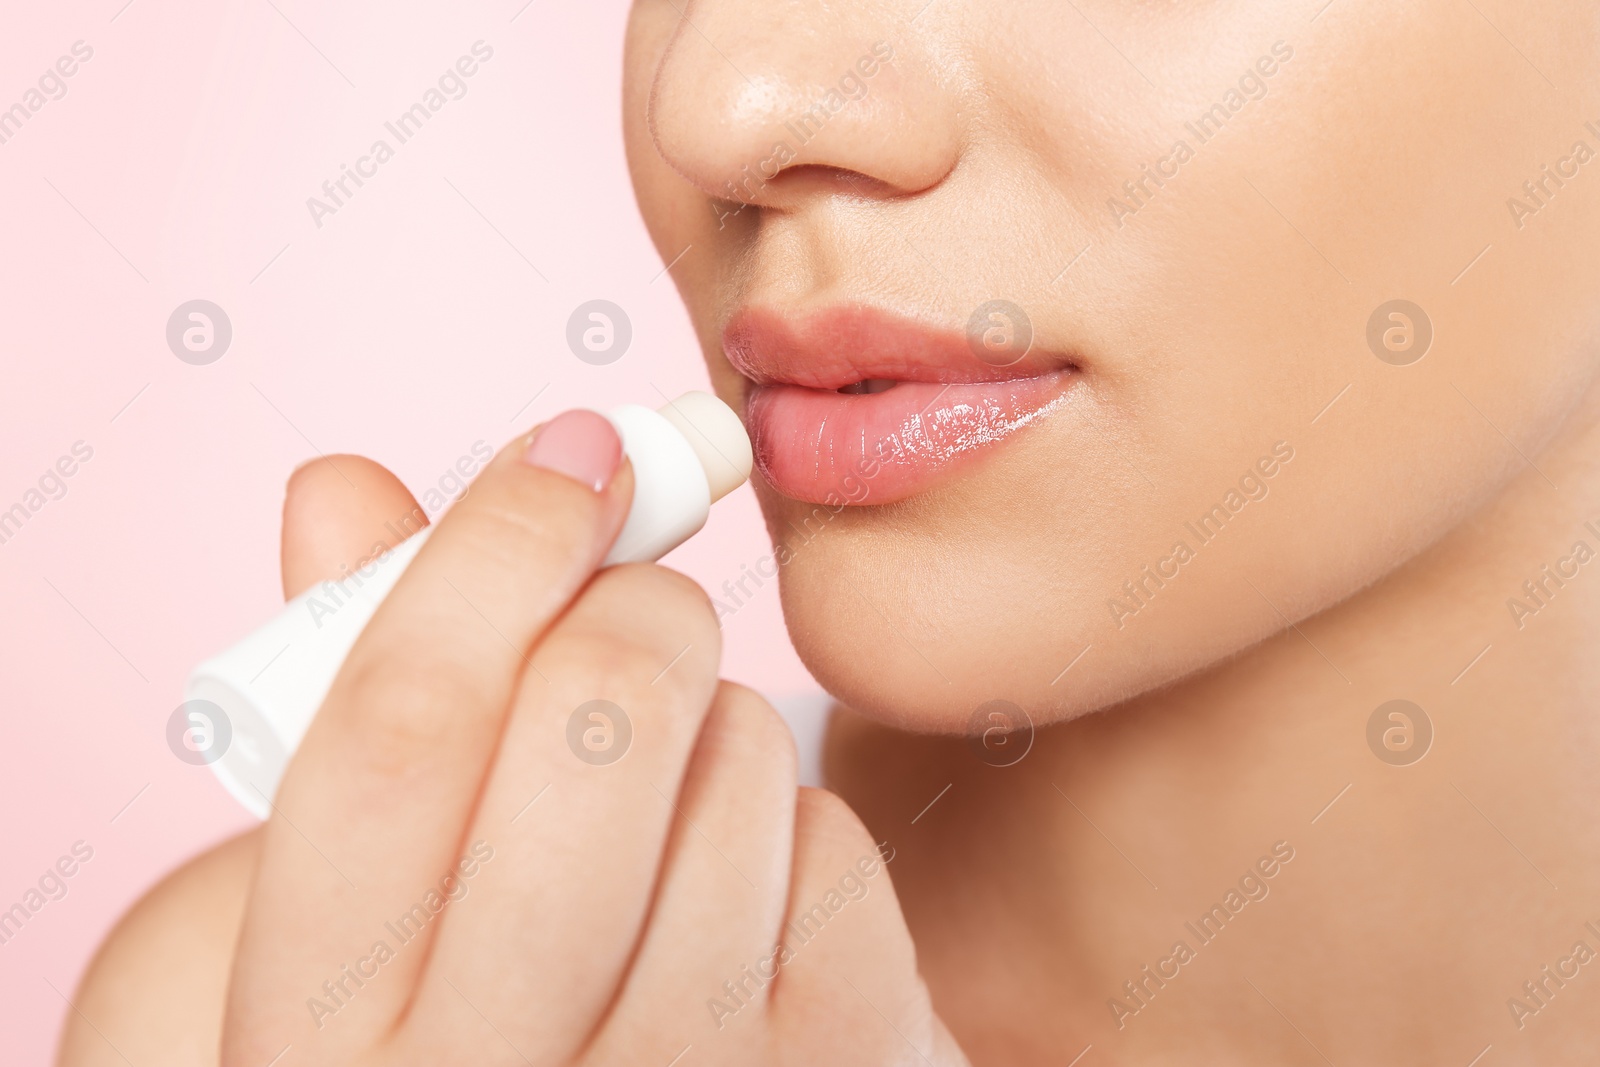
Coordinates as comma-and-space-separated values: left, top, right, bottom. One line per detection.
656, 391, 753, 502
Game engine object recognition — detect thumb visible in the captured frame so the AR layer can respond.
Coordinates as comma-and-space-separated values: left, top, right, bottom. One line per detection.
280, 455, 428, 600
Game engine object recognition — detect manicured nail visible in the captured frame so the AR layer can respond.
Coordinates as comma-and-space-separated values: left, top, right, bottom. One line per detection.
521, 409, 623, 492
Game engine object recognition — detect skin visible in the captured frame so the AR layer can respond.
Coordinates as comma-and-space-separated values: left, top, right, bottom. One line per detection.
622, 0, 1600, 1061
62, 0, 1600, 1064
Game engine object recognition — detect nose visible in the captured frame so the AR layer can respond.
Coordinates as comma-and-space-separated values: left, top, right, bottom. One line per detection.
645, 2, 963, 209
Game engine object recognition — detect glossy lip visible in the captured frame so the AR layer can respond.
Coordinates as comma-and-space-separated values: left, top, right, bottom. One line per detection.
724, 305, 1080, 505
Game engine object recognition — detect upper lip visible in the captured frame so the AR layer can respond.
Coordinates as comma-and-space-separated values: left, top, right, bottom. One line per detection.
722, 304, 1077, 391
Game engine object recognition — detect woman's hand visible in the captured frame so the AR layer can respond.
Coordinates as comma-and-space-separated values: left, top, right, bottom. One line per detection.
222, 411, 967, 1067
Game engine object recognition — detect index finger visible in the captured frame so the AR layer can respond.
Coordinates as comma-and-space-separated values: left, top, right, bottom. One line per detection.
226, 409, 631, 1059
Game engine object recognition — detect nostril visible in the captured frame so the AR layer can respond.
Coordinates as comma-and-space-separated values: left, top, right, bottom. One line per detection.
720, 164, 901, 212
776, 164, 900, 199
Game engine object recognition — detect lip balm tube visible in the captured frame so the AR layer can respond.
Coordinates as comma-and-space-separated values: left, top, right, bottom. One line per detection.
186, 391, 752, 818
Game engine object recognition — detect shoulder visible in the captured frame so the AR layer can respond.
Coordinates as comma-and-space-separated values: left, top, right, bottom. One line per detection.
57, 828, 261, 1067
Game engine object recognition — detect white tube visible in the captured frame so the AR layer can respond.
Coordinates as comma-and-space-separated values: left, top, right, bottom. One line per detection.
186, 392, 751, 818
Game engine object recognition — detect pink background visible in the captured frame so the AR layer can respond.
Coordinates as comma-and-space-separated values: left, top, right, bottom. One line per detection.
0, 2, 813, 1060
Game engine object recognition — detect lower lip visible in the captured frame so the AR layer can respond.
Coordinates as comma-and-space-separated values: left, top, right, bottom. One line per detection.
745, 372, 1077, 505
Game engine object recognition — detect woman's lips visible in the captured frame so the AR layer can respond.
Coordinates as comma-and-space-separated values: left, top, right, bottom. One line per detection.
726, 306, 1079, 505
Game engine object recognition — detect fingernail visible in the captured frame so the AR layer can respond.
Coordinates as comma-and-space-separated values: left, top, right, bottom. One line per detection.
521, 409, 623, 492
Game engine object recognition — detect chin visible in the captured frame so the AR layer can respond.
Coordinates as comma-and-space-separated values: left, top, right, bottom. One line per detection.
756, 468, 1152, 735
756, 431, 1369, 735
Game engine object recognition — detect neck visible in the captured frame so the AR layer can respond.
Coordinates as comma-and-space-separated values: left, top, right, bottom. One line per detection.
827, 389, 1600, 1063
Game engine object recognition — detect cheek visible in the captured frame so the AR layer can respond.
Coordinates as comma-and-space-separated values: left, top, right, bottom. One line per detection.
623, 8, 749, 344
1175, 16, 1600, 551
623, 8, 703, 248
